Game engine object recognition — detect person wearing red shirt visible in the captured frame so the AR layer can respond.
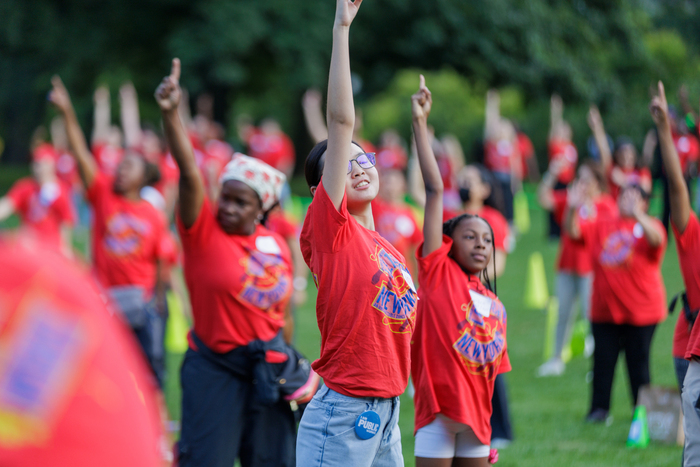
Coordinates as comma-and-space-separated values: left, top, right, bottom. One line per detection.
516, 130, 539, 182
536, 159, 617, 377
547, 95, 578, 238
0, 144, 75, 255
91, 86, 125, 178
156, 60, 310, 467
587, 105, 652, 204
411, 76, 509, 467
565, 180, 667, 423
483, 90, 520, 223
49, 77, 168, 388
650, 82, 700, 465
0, 237, 169, 467
238, 118, 295, 179
297, 4, 418, 465
372, 147, 422, 279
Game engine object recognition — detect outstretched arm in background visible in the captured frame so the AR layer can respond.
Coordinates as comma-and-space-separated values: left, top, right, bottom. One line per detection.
322, 0, 363, 210
155, 59, 205, 228
49, 77, 98, 188
302, 89, 329, 144
92, 86, 111, 145
484, 89, 500, 142
549, 94, 563, 141
651, 81, 691, 233
587, 105, 612, 172
412, 75, 443, 257
537, 158, 566, 211
563, 180, 585, 240
120, 82, 144, 148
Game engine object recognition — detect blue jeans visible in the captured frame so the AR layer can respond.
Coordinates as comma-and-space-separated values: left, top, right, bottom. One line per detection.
296, 385, 403, 466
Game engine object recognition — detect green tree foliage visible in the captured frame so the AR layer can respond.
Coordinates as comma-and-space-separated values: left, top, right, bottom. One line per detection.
0, 0, 698, 170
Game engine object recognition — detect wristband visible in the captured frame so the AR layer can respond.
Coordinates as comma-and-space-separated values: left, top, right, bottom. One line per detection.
293, 277, 308, 291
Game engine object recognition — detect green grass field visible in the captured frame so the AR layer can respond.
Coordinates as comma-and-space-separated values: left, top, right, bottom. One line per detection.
0, 167, 684, 466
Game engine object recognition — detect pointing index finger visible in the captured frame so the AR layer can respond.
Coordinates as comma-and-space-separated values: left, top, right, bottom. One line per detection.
419, 74, 425, 89
171, 58, 181, 83
657, 81, 665, 102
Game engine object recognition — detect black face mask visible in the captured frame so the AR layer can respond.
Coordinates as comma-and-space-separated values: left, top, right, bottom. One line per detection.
459, 187, 471, 203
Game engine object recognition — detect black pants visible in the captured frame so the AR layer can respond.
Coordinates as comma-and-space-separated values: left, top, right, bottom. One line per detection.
490, 374, 514, 441
177, 334, 296, 467
590, 323, 656, 413
548, 184, 568, 239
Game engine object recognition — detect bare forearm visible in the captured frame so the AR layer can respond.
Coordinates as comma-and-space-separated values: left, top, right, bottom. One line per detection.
635, 212, 663, 247
413, 116, 443, 256
302, 99, 329, 144
63, 107, 97, 187
657, 122, 690, 231
161, 109, 204, 226
591, 123, 612, 169
564, 207, 581, 239
537, 173, 556, 210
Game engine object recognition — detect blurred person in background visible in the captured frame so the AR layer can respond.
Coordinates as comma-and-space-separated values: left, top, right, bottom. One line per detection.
237, 115, 295, 179
548, 94, 578, 238
483, 89, 520, 225
565, 179, 666, 423
650, 82, 700, 466
0, 235, 169, 467
156, 59, 306, 467
514, 124, 539, 182
536, 159, 617, 377
587, 105, 652, 201
49, 76, 169, 388
0, 142, 75, 256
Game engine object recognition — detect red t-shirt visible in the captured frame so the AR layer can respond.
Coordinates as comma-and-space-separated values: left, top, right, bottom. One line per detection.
92, 143, 124, 178
246, 129, 295, 175
671, 214, 700, 359
580, 216, 667, 325
300, 182, 418, 398
673, 133, 700, 173
372, 198, 423, 278
484, 140, 516, 175
608, 167, 652, 201
55, 151, 80, 190
86, 174, 167, 292
6, 178, 75, 249
553, 192, 618, 275
412, 236, 510, 444
517, 133, 535, 178
548, 140, 578, 184
0, 239, 167, 467
178, 198, 292, 353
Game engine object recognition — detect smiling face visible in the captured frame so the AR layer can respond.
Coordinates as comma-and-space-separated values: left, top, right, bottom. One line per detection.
449, 217, 494, 274
344, 143, 379, 210
217, 179, 263, 235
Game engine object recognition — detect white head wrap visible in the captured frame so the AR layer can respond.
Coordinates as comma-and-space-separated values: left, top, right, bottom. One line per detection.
219, 153, 286, 211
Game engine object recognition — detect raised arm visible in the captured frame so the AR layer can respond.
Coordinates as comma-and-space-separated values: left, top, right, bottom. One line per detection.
49, 77, 98, 188
651, 81, 691, 232
302, 89, 329, 144
549, 94, 564, 141
119, 82, 144, 148
155, 59, 205, 228
322, 0, 363, 209
484, 90, 500, 141
563, 180, 586, 240
587, 105, 612, 171
92, 86, 111, 145
412, 75, 443, 257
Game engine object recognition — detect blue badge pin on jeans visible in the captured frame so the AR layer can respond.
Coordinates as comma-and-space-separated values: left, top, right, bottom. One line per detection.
355, 410, 381, 440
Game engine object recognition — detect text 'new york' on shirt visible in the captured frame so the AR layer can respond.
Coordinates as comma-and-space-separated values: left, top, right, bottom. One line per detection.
300, 181, 418, 399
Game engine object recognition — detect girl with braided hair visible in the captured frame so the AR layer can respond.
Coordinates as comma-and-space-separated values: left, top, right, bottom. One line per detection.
411, 75, 510, 467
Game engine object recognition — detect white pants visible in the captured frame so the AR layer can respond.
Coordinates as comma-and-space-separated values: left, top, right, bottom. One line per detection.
415, 414, 490, 459
683, 360, 700, 466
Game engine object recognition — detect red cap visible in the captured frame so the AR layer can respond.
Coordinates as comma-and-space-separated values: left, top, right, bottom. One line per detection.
32, 143, 59, 163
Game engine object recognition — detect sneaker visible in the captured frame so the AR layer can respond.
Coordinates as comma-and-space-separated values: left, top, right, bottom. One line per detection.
536, 358, 565, 377
585, 408, 610, 424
